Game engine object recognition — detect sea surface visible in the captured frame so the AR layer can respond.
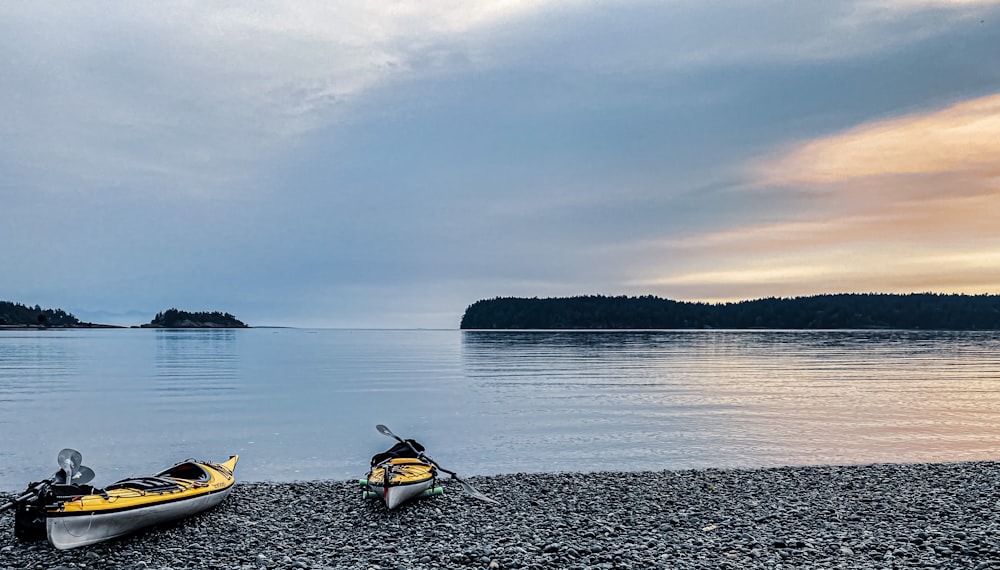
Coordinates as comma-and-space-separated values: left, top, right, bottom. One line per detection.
2, 328, 999, 490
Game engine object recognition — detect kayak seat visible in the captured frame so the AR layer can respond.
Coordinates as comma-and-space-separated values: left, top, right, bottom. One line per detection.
104, 477, 182, 493
156, 461, 211, 482
370, 439, 426, 467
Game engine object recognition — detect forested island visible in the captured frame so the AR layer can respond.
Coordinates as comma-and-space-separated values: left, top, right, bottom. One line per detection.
460, 293, 1000, 330
0, 301, 108, 328
0, 301, 248, 329
140, 308, 249, 328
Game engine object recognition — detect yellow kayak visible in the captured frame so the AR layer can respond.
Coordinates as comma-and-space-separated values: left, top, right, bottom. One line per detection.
363, 457, 441, 509
24, 455, 238, 549
363, 425, 498, 508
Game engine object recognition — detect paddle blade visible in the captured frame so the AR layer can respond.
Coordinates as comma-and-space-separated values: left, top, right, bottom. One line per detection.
375, 424, 397, 439
57, 449, 83, 471
57, 448, 83, 483
456, 479, 500, 505
73, 466, 96, 485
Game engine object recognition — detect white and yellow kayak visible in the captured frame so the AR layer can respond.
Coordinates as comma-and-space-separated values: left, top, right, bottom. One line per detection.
11, 455, 239, 550
363, 425, 498, 508
362, 457, 441, 510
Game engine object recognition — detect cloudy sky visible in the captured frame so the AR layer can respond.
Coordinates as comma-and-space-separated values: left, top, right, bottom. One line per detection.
2, 1, 999, 328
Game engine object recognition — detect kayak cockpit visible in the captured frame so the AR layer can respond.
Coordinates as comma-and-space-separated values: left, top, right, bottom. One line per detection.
157, 460, 212, 481
93, 461, 212, 494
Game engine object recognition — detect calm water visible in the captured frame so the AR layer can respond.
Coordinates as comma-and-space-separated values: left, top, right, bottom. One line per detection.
1, 328, 999, 490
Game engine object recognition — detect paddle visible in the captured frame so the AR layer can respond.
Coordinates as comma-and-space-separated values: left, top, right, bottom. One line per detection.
375, 424, 499, 505
56, 448, 95, 485
0, 448, 95, 513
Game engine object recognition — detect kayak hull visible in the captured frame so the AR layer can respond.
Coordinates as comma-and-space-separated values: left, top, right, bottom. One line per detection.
365, 458, 437, 509
44, 455, 238, 550
47, 487, 232, 549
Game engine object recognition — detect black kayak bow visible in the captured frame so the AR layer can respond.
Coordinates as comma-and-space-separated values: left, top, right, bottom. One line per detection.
375, 424, 498, 505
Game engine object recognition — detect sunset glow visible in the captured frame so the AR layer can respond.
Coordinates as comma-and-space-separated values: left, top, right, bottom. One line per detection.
761, 93, 1000, 184
634, 91, 1000, 303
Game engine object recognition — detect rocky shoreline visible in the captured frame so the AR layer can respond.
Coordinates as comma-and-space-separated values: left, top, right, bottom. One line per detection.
2, 461, 998, 569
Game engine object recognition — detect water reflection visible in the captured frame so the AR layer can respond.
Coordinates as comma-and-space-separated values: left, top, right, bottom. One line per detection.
0, 333, 76, 403
2, 329, 999, 489
154, 329, 238, 401
461, 330, 1000, 471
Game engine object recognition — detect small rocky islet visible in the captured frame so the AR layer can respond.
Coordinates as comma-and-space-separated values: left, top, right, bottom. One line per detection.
138, 308, 248, 328
2, 461, 998, 569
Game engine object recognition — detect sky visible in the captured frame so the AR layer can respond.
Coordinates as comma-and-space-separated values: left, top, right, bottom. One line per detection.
2, 1, 1000, 328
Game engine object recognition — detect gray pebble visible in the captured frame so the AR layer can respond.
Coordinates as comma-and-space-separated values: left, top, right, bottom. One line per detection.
1, 461, 999, 568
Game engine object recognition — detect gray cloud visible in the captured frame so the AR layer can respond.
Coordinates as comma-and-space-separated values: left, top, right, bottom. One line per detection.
2, 1, 998, 327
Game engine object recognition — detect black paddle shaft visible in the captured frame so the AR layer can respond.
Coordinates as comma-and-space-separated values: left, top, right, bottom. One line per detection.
0, 473, 59, 513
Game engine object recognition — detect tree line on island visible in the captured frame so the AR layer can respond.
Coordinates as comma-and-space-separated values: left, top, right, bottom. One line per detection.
0, 301, 248, 329
141, 308, 248, 328
0, 301, 82, 327
460, 293, 1000, 330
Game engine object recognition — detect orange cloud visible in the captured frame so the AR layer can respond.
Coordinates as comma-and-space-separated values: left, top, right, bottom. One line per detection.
760, 93, 1000, 185
627, 92, 1000, 302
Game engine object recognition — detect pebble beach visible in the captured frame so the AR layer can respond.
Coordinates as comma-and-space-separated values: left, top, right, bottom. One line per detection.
2, 461, 999, 569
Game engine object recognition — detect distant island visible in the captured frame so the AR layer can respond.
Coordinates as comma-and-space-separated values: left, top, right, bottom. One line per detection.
0, 300, 112, 329
140, 308, 249, 328
460, 293, 1000, 330
0, 300, 248, 329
